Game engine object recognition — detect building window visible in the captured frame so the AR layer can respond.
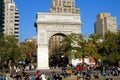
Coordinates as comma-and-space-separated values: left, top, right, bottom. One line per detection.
10, 12, 14, 15
9, 32, 13, 35
10, 8, 14, 11
67, 1, 69, 5
64, 8, 67, 13
10, 23, 14, 26
10, 20, 13, 22
63, 1, 66, 5
10, 5, 14, 8
59, 1, 61, 5
10, 16, 14, 19
10, 28, 13, 31
60, 8, 62, 12
68, 8, 71, 13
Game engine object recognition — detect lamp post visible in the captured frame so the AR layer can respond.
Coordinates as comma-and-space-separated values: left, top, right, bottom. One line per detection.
69, 49, 77, 65
61, 54, 65, 67
0, 56, 1, 64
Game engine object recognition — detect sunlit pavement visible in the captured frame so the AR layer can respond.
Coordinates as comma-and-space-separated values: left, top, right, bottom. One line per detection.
25, 68, 62, 76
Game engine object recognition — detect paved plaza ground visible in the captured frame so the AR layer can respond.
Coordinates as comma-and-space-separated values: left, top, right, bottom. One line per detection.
63, 76, 120, 80
25, 69, 120, 80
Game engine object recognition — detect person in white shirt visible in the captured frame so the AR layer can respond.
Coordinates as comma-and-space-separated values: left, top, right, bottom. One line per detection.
40, 73, 46, 80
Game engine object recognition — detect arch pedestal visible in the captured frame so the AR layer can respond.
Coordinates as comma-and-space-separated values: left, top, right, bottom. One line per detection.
37, 44, 49, 69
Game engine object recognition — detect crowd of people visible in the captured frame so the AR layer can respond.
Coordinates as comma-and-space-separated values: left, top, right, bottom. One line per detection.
0, 69, 63, 80
74, 63, 120, 80
0, 60, 120, 80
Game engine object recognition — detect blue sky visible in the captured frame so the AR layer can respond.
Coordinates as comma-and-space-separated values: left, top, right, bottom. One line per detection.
14, 0, 120, 42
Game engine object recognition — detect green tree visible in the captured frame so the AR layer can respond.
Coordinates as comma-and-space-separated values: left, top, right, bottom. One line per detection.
98, 31, 120, 64
0, 35, 21, 61
64, 33, 84, 59
64, 33, 102, 64
19, 41, 37, 63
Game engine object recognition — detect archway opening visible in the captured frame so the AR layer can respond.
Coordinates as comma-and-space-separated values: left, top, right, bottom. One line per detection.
49, 33, 68, 67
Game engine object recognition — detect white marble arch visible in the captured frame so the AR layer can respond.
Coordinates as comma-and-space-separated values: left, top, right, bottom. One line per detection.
35, 13, 82, 69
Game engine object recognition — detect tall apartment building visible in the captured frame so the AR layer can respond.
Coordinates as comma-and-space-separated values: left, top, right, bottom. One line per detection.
49, 0, 80, 14
0, 0, 19, 39
0, 0, 4, 33
95, 12, 117, 36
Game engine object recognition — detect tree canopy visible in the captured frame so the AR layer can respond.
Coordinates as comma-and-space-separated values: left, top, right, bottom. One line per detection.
63, 32, 120, 65
0, 35, 21, 61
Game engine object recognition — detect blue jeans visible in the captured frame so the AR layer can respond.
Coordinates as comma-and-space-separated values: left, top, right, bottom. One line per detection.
0, 76, 5, 80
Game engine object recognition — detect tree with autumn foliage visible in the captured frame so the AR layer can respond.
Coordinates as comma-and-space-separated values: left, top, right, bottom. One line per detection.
0, 35, 21, 62
19, 41, 37, 64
